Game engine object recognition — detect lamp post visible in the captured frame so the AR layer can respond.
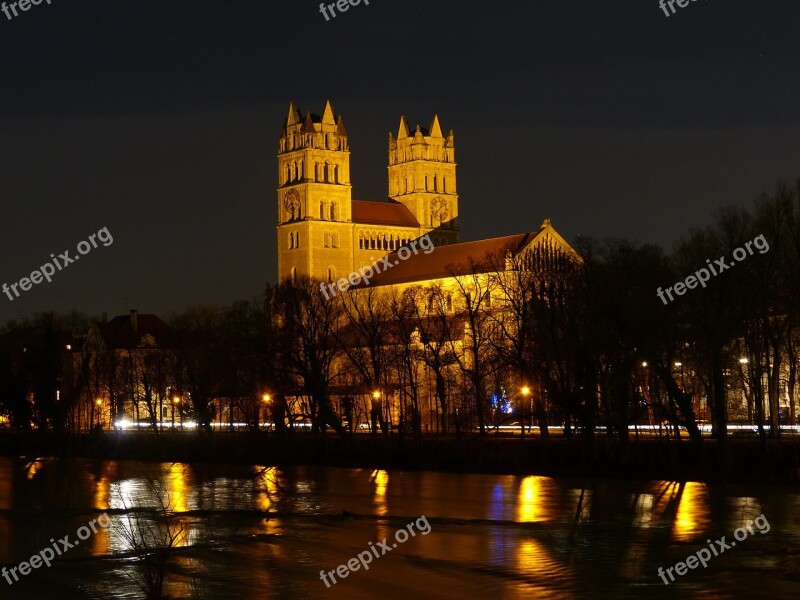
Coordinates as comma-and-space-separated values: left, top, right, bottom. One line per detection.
173, 396, 180, 430
520, 386, 531, 437
372, 390, 381, 434
262, 393, 271, 429
96, 398, 103, 429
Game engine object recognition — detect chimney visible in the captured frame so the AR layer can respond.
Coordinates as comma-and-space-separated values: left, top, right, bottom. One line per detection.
130, 309, 138, 332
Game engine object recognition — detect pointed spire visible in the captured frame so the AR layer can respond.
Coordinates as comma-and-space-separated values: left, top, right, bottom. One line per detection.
302, 111, 315, 132
429, 114, 443, 138
397, 115, 409, 139
322, 100, 336, 125
286, 101, 299, 127
336, 114, 347, 136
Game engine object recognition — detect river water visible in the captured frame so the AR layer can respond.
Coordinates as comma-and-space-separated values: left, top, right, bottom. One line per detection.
0, 457, 797, 599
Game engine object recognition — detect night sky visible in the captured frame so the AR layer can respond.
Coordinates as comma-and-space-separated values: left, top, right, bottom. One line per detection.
1, 0, 799, 323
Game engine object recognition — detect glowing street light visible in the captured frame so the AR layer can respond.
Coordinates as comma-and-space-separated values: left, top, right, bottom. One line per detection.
172, 396, 180, 429
262, 393, 271, 403
372, 390, 381, 399
739, 358, 749, 364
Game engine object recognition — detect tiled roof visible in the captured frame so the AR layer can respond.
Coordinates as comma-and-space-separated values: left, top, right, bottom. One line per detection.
351, 200, 420, 227
368, 232, 539, 286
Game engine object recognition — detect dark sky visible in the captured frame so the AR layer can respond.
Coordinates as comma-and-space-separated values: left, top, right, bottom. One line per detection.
1, 0, 799, 323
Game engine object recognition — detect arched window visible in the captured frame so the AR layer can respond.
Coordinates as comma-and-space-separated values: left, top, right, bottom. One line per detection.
320, 201, 325, 219
285, 164, 290, 184
358, 234, 364, 250
332, 232, 339, 248
291, 267, 297, 283
333, 164, 339, 184
289, 232, 294, 249
324, 232, 331, 248
327, 266, 336, 282
330, 201, 337, 221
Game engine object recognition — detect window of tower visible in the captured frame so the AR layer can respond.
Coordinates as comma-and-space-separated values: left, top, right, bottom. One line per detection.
327, 266, 336, 282
330, 201, 337, 221
291, 267, 297, 283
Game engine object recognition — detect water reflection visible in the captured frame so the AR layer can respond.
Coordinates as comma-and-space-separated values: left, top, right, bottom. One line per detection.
516, 475, 554, 523
371, 469, 389, 517
672, 481, 710, 541
165, 463, 189, 513
0, 460, 796, 599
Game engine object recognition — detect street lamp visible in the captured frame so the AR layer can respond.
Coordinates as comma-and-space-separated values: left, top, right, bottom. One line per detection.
96, 398, 103, 428
173, 396, 180, 430
521, 386, 531, 435
262, 394, 271, 428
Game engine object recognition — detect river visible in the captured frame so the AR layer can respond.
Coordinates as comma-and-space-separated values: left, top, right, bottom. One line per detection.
0, 458, 796, 599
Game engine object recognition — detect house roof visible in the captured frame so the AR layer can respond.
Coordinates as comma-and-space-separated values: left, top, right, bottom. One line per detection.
351, 199, 420, 227
96, 313, 179, 348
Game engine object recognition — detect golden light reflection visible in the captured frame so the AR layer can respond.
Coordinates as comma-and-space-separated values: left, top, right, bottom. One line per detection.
516, 476, 555, 523
371, 469, 389, 516
672, 481, 710, 542
164, 463, 189, 514
371, 469, 390, 541
94, 476, 111, 511
515, 537, 563, 599
91, 515, 110, 556
254, 466, 283, 538
25, 459, 49, 480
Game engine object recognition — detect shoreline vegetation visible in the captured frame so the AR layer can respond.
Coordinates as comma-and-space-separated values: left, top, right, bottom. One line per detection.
1, 431, 798, 485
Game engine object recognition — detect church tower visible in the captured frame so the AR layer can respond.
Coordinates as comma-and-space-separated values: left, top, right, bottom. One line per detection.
277, 100, 354, 282
388, 115, 459, 244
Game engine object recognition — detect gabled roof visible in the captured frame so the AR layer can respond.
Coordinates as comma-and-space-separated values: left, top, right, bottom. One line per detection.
367, 233, 533, 286
365, 221, 577, 287
351, 199, 420, 227
96, 313, 179, 349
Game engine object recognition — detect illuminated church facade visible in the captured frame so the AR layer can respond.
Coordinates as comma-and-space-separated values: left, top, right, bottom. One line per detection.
276, 100, 577, 290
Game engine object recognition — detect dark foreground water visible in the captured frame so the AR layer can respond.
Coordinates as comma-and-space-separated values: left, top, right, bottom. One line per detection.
0, 458, 797, 599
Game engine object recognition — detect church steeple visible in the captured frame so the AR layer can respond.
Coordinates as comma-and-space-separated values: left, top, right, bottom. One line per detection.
277, 100, 353, 282
387, 114, 459, 245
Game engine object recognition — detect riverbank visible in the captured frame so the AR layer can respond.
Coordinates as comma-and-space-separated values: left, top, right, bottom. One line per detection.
0, 431, 798, 484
